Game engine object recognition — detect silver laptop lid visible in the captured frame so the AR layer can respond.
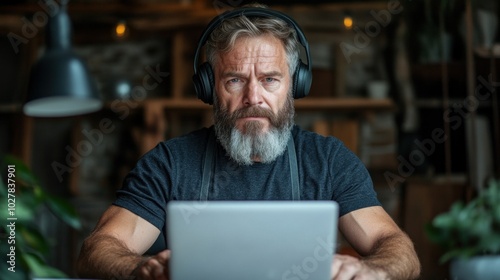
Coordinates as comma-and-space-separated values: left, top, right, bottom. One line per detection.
167, 200, 338, 280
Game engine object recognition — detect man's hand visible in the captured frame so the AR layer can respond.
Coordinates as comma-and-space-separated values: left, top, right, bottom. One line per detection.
330, 254, 387, 280
134, 250, 171, 280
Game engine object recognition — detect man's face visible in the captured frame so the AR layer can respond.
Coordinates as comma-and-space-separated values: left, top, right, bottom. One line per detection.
212, 34, 294, 165
214, 34, 292, 135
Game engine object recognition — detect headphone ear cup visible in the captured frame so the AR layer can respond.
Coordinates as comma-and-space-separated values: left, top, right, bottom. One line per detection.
193, 62, 215, 104
293, 60, 312, 99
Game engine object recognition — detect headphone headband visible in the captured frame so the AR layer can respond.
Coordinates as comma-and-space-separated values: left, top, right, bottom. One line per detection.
192, 7, 312, 104
193, 7, 311, 75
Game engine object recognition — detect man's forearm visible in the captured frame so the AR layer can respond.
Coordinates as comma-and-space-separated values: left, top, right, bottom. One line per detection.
361, 232, 420, 280
77, 233, 146, 279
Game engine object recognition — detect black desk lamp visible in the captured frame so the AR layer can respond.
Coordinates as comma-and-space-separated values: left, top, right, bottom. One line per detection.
23, 3, 102, 117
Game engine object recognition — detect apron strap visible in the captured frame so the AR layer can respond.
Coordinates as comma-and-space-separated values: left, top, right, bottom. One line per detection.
287, 134, 300, 200
200, 129, 215, 201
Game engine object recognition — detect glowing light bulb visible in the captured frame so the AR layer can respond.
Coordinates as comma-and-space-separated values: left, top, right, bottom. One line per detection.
115, 21, 127, 38
343, 16, 353, 30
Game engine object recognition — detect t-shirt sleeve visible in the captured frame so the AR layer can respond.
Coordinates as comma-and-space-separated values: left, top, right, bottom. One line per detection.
329, 141, 381, 217
113, 143, 174, 230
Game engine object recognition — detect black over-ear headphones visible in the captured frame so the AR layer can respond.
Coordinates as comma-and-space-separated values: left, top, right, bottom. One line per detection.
192, 7, 312, 105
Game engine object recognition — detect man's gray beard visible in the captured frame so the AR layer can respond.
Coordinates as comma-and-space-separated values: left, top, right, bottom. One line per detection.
213, 94, 294, 166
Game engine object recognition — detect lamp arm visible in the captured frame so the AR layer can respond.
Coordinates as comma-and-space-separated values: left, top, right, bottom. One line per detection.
47, 3, 71, 50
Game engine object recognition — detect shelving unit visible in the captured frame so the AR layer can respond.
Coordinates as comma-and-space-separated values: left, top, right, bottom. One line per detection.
403, 0, 500, 278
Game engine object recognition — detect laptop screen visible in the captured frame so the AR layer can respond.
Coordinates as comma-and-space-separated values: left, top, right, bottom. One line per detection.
167, 200, 338, 280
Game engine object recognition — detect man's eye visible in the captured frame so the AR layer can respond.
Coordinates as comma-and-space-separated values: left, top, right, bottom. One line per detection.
228, 78, 240, 83
264, 77, 276, 83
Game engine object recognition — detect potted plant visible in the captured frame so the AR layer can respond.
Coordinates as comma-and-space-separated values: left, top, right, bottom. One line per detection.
426, 178, 500, 279
0, 155, 81, 279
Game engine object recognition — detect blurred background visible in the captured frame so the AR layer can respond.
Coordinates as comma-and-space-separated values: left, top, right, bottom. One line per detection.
0, 0, 499, 279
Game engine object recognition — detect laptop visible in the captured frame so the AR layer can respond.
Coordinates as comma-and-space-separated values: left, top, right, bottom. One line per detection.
167, 200, 338, 280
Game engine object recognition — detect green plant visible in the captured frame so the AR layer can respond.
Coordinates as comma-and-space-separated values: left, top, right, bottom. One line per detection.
0, 155, 82, 279
426, 178, 500, 263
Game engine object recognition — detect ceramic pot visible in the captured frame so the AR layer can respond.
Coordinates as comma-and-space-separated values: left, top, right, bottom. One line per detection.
450, 256, 500, 280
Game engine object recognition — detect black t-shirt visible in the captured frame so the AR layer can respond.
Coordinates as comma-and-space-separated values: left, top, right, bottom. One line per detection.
114, 125, 381, 253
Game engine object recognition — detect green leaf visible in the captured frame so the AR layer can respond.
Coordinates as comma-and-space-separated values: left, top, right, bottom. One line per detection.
425, 223, 450, 245
18, 224, 50, 254
0, 260, 28, 280
22, 252, 68, 278
450, 200, 465, 213
494, 206, 500, 223
45, 195, 82, 230
439, 247, 479, 264
0, 197, 39, 226
429, 179, 500, 263
1, 155, 79, 279
468, 215, 491, 235
433, 212, 458, 229
478, 232, 500, 254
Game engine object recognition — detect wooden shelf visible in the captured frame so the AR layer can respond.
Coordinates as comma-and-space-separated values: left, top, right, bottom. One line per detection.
415, 98, 492, 109
295, 97, 394, 111
143, 98, 211, 110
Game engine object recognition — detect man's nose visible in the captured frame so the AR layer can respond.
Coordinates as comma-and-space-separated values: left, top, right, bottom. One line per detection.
243, 79, 263, 106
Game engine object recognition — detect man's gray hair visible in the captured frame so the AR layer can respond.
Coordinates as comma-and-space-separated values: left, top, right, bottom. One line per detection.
205, 6, 301, 78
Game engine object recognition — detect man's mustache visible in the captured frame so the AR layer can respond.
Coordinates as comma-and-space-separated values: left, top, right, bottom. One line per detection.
232, 106, 275, 120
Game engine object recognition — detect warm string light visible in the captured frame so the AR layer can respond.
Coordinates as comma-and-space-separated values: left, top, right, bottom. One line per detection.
115, 21, 127, 38
343, 14, 353, 30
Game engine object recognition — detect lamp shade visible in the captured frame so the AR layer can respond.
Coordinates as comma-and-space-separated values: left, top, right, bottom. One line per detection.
23, 4, 102, 117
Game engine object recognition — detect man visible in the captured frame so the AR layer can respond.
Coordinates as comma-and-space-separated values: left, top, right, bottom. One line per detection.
77, 5, 420, 280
